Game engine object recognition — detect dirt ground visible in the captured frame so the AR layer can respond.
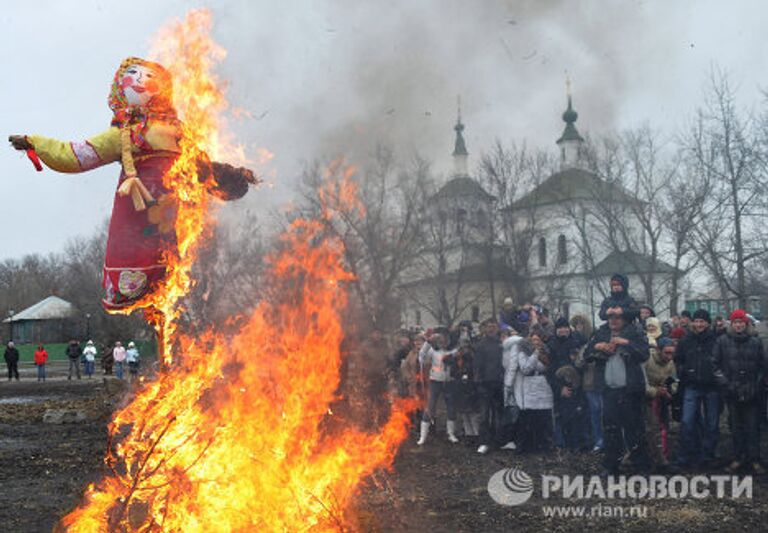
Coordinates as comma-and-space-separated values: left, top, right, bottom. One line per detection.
0, 377, 114, 532
1, 374, 767, 532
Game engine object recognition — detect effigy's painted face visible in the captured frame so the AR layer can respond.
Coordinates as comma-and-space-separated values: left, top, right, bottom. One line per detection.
121, 64, 162, 107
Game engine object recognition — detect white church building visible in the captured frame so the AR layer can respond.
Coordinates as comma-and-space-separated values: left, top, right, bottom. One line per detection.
400, 95, 678, 328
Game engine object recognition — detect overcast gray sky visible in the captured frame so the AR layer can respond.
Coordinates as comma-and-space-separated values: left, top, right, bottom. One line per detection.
2, 0, 766, 259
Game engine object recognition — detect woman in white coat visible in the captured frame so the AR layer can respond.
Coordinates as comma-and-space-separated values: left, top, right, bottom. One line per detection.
511, 332, 554, 453
500, 328, 526, 450
416, 331, 459, 445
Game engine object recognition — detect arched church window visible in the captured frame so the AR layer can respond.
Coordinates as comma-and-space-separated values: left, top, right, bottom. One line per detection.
476, 209, 488, 230
456, 208, 467, 234
558, 234, 567, 264
538, 237, 547, 267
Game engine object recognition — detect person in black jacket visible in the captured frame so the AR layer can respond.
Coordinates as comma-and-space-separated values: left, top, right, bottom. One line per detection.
585, 305, 650, 476
547, 317, 587, 450
4, 341, 20, 381
674, 309, 719, 468
713, 309, 767, 474
474, 318, 505, 454
66, 339, 82, 380
598, 273, 639, 322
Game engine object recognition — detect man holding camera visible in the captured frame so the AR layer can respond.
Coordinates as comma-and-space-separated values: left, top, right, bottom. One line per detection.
713, 309, 767, 474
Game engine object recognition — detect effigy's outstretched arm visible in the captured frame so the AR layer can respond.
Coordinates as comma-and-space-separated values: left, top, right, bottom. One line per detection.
9, 129, 122, 173
196, 155, 260, 201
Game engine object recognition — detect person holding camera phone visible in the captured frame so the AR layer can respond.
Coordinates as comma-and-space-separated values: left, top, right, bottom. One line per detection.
713, 309, 767, 474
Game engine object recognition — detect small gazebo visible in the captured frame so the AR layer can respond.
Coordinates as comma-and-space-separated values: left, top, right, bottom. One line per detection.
4, 296, 78, 344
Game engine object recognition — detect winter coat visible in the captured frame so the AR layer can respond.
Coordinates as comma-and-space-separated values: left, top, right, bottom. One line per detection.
598, 273, 639, 321
418, 342, 456, 382
499, 309, 517, 331
585, 322, 650, 393
644, 349, 678, 398
452, 347, 479, 411
502, 335, 526, 386
66, 343, 82, 361
34, 349, 48, 366
712, 328, 767, 403
576, 347, 598, 392
674, 329, 718, 389
113, 346, 127, 362
510, 347, 554, 410
83, 345, 97, 362
473, 335, 504, 383
4, 346, 20, 364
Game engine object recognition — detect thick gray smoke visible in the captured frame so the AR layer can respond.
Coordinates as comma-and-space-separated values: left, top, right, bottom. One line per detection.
219, 0, 663, 198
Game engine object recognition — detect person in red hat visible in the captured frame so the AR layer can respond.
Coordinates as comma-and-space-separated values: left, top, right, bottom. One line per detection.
713, 309, 767, 474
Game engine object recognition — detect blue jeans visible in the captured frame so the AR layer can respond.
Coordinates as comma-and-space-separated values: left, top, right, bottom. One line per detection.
115, 362, 124, 379
85, 360, 94, 377
678, 386, 720, 464
37, 364, 46, 381
585, 390, 604, 449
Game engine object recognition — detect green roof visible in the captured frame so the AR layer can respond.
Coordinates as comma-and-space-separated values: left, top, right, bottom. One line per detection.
556, 96, 584, 143
557, 122, 584, 143
510, 168, 639, 210
593, 250, 678, 276
435, 177, 495, 201
453, 120, 468, 156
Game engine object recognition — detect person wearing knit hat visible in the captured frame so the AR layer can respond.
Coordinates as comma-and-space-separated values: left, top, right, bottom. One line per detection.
680, 310, 693, 330
729, 309, 748, 323
693, 309, 711, 323
669, 327, 687, 344
639, 305, 656, 322
713, 309, 767, 473
674, 308, 720, 468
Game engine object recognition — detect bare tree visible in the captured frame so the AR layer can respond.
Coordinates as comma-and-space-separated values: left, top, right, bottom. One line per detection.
660, 155, 707, 314
571, 127, 676, 312
404, 187, 488, 326
477, 141, 550, 307
685, 69, 768, 308
298, 146, 429, 331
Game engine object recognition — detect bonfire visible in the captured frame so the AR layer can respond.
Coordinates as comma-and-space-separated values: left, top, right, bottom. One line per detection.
59, 9, 413, 532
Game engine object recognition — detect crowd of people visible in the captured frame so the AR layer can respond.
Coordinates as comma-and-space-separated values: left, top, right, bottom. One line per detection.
384, 273, 767, 477
3, 339, 142, 382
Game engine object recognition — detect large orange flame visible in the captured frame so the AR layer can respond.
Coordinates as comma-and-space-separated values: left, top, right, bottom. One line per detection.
59, 9, 414, 532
